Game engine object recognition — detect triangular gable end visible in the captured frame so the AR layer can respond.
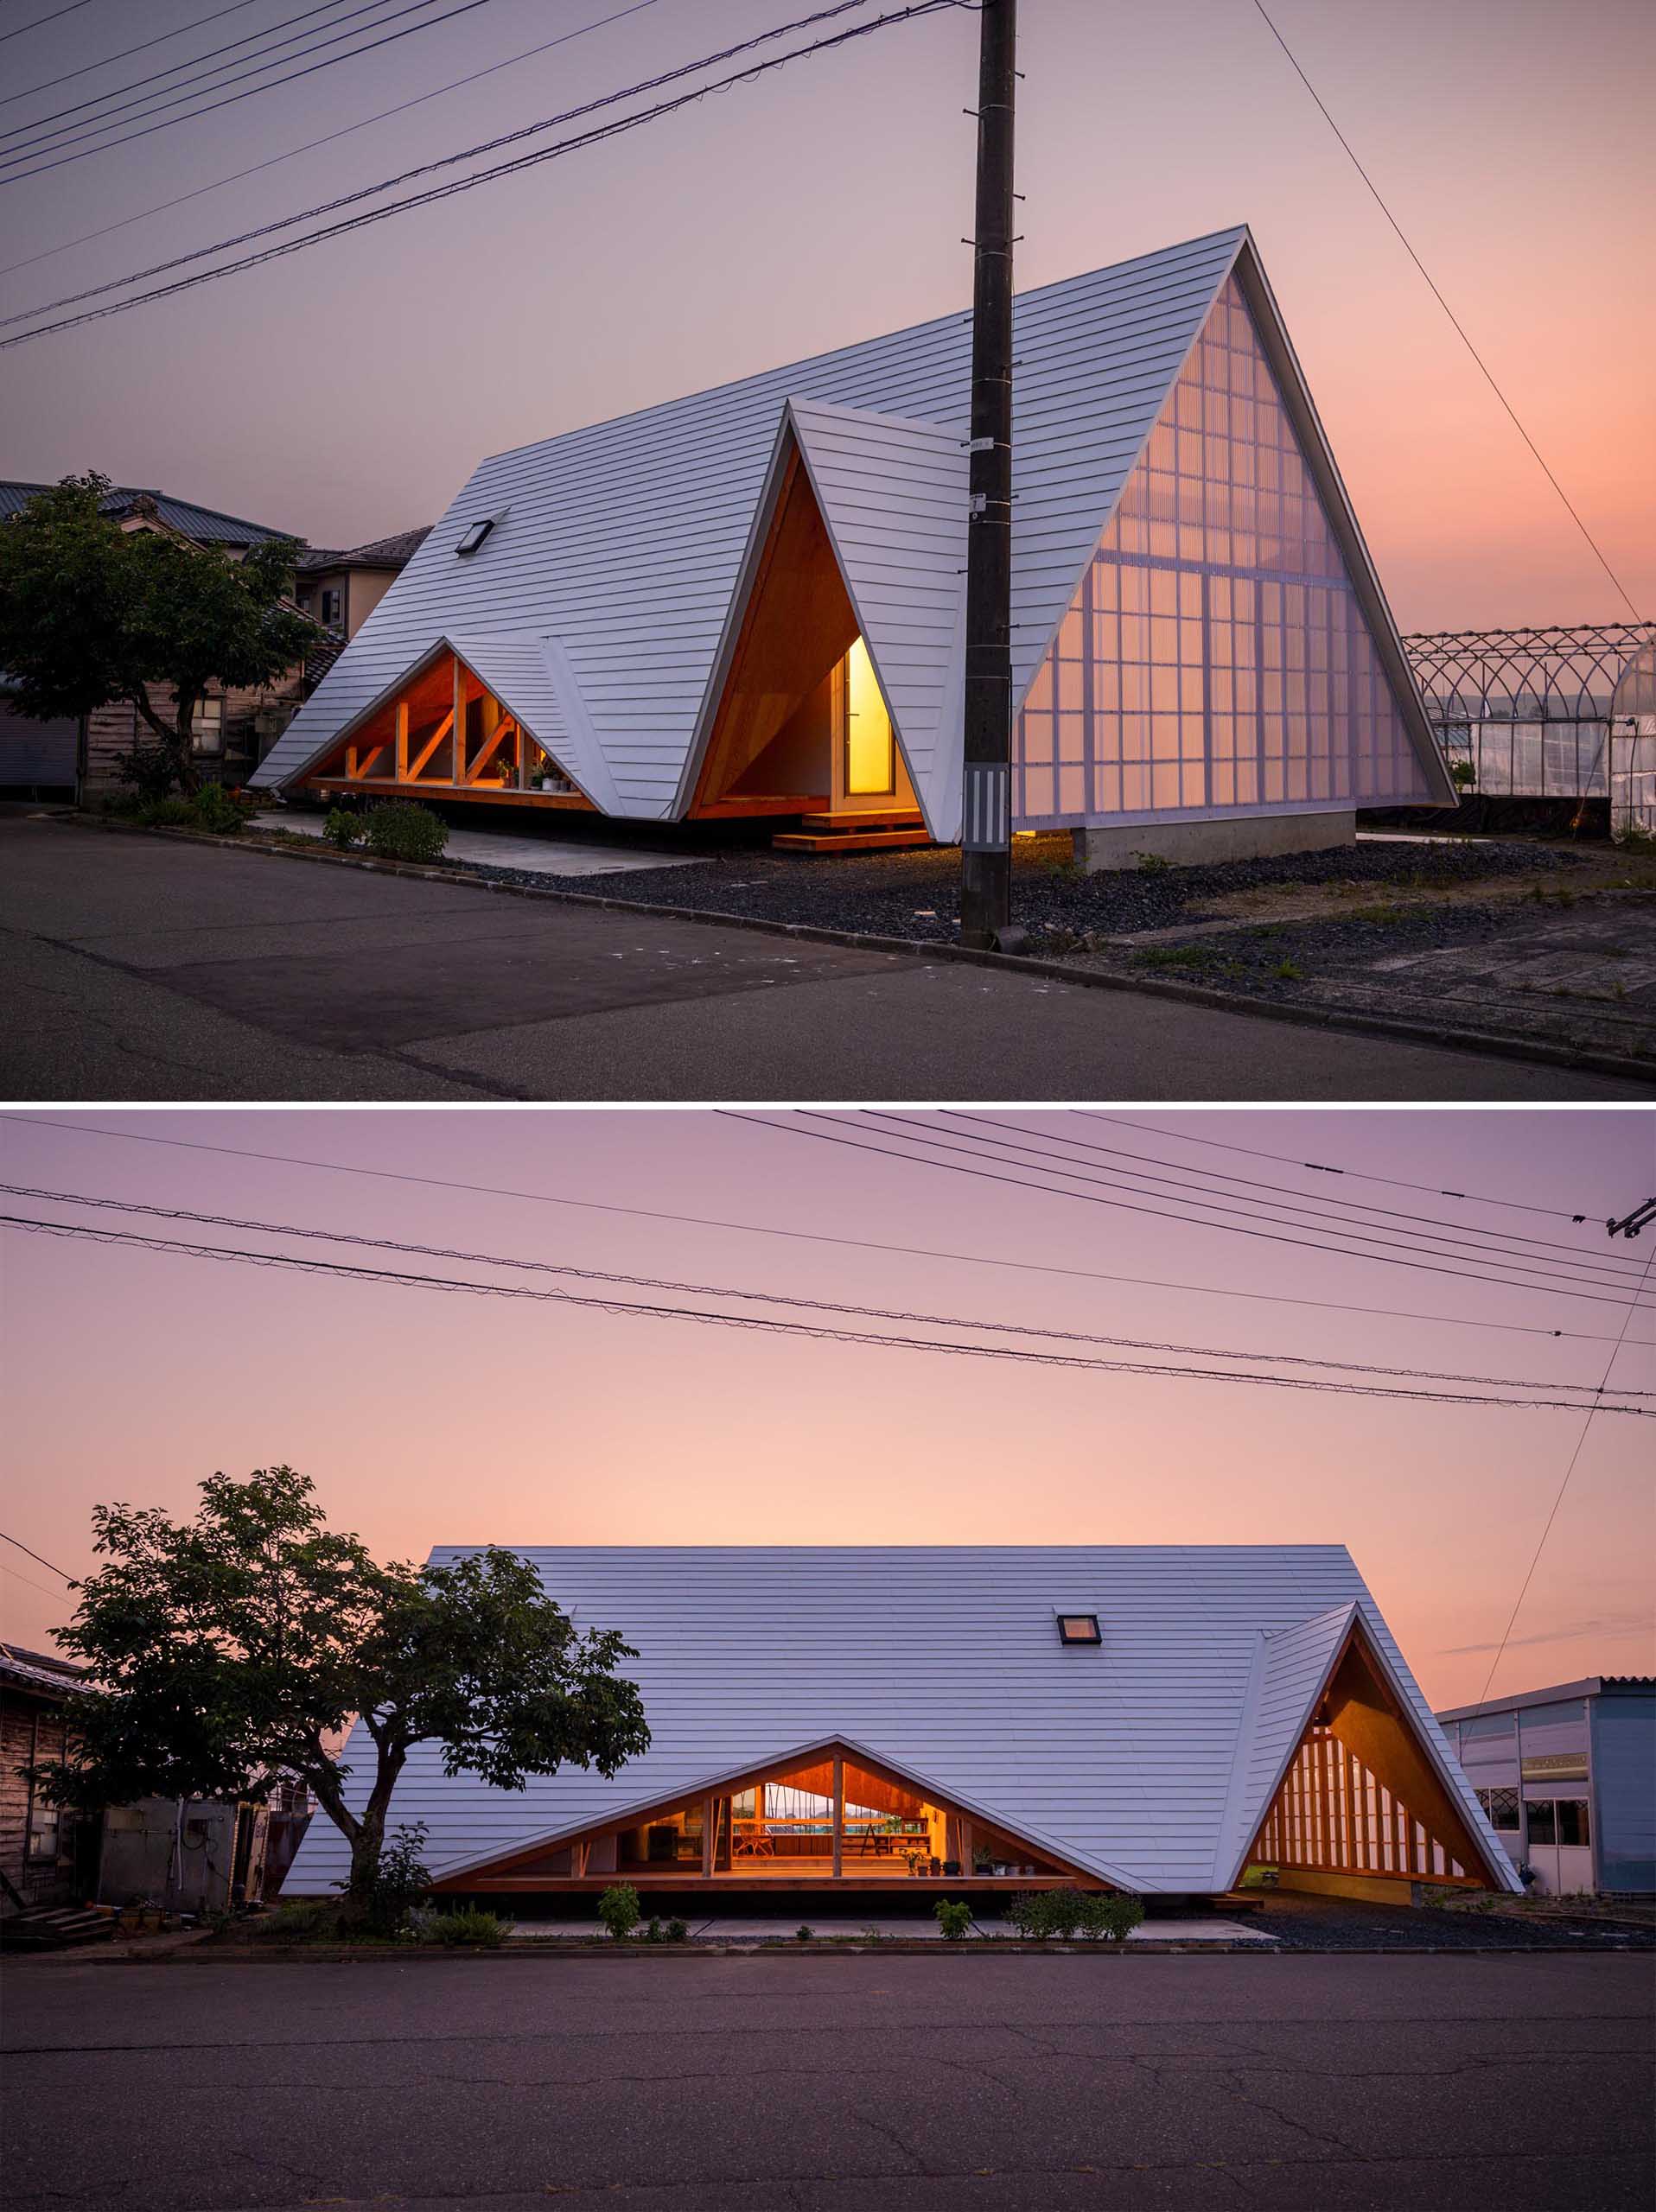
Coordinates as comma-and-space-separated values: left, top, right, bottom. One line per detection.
1225, 1610, 1518, 1893
302, 632, 608, 808
1014, 246, 1450, 830
678, 403, 966, 838
428, 1733, 1143, 1893
787, 399, 970, 842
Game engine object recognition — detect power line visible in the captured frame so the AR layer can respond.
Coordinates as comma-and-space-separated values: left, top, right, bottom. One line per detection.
0, 0, 503, 183
730, 1114, 1656, 1312
0, 1560, 67, 1603
0, 1114, 1640, 1349
0, 2, 99, 46
0, 1529, 74, 1581
0, 0, 906, 315
942, 1112, 1645, 1276
11, 1180, 1640, 1401
1082, 1113, 1595, 1224
0, 0, 401, 152
1, 0, 262, 106
846, 1113, 1649, 1300
1252, 0, 1642, 623
1477, 1248, 1655, 1699
0, 0, 967, 346
0, 0, 668, 282
8, 1211, 1648, 1418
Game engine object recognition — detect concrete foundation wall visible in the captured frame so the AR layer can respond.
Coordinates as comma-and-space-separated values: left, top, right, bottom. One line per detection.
1072, 810, 1356, 872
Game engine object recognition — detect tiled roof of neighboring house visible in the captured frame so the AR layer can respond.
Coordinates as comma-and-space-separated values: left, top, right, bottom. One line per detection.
0, 1641, 92, 1698
0, 479, 292, 546
296, 525, 430, 574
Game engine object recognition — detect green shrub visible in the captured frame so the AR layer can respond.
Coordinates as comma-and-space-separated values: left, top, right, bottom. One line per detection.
1133, 849, 1172, 874
324, 805, 363, 850
643, 1916, 664, 1943
189, 783, 251, 835
1005, 1890, 1084, 1940
933, 1898, 972, 1941
135, 796, 195, 829
427, 1907, 508, 1948
362, 799, 447, 864
597, 1882, 641, 1942
1074, 1891, 1145, 1943
341, 1822, 431, 1936
245, 1897, 345, 1943
664, 1917, 688, 1942
795, 1923, 814, 1942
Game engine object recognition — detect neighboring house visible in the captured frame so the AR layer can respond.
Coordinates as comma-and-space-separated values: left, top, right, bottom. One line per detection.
253, 225, 1451, 860
281, 1547, 1517, 1908
0, 478, 303, 797
1436, 1675, 1656, 1897
0, 1643, 98, 1915
295, 527, 430, 642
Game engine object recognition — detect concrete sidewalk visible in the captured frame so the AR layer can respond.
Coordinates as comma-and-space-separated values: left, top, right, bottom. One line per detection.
249, 810, 702, 879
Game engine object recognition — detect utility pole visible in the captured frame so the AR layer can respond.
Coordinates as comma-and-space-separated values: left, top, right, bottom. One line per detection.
1606, 1197, 1656, 1240
959, 0, 1016, 951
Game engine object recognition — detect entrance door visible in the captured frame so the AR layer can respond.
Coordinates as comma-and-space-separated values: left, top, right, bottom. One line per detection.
837, 638, 896, 808
1525, 1797, 1593, 1895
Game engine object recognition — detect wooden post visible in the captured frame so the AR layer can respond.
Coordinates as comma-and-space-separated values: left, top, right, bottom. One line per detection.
959, 0, 1017, 949
959, 1817, 975, 1878
395, 699, 410, 783
702, 1796, 714, 1880
831, 1755, 843, 1878
453, 655, 467, 781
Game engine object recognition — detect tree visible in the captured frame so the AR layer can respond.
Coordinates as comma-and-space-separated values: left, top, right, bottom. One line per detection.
31, 1465, 651, 1919
0, 474, 315, 795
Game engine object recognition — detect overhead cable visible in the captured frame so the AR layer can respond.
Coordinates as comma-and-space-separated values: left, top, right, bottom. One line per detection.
0, 0, 262, 107
731, 1114, 1656, 1313
7, 1180, 1641, 1400
0, 0, 968, 345
6, 1212, 1649, 1418
1, 1114, 1639, 1348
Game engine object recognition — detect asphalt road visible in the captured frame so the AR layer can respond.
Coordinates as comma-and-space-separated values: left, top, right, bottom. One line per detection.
3, 1952, 1649, 2210
1, 817, 1646, 1101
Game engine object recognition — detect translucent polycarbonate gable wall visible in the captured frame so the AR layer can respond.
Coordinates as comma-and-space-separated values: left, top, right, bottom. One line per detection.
1016, 276, 1430, 827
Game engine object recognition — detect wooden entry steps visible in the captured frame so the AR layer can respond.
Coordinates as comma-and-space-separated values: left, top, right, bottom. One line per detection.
774, 808, 932, 855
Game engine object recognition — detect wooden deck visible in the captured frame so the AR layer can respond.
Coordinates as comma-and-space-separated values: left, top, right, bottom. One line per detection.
459, 1869, 1086, 1895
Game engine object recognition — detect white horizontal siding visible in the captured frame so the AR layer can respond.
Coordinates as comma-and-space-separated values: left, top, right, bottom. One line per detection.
280, 1543, 1483, 1900
255, 229, 1246, 820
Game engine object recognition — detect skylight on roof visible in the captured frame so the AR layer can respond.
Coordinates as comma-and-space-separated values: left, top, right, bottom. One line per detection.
1056, 1614, 1101, 1647
455, 517, 495, 557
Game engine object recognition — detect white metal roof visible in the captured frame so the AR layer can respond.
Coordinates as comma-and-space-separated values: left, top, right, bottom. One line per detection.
282, 1545, 1516, 1897
263, 224, 1442, 832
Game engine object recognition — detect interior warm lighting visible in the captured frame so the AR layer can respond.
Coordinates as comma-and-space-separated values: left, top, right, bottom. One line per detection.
844, 637, 895, 796
1057, 1614, 1102, 1646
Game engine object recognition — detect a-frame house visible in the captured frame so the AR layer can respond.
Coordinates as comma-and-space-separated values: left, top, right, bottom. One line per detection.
253, 228, 1449, 857
280, 1548, 1517, 1906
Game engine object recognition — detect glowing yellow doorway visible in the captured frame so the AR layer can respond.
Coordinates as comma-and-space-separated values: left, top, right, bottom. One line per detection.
844, 638, 895, 797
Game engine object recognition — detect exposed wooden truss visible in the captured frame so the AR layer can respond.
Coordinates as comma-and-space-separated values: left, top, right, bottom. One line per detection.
1248, 1624, 1497, 1887
304, 646, 595, 811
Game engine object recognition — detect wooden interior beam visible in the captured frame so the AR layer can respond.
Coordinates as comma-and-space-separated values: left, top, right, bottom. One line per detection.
831, 1755, 843, 1879
395, 699, 410, 781
407, 709, 454, 781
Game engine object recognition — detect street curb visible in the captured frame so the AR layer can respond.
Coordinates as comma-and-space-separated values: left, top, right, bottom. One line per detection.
52, 1936, 1652, 1963
56, 815, 1656, 1088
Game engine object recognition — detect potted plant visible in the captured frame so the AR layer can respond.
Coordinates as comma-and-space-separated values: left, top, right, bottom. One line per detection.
973, 1848, 995, 1876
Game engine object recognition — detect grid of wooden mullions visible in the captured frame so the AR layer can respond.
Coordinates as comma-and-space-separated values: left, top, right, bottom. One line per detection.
1254, 1726, 1468, 1882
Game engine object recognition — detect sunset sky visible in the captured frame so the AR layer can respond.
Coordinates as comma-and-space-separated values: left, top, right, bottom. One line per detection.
3, 1105, 1651, 1711
1, 0, 1651, 628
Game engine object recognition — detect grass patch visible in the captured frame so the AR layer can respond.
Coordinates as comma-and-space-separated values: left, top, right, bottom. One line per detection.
1135, 943, 1217, 970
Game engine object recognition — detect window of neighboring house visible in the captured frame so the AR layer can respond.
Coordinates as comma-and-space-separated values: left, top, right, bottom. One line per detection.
1524, 1799, 1589, 1847
321, 587, 342, 626
1476, 1788, 1520, 1831
25, 1796, 61, 1861
192, 697, 224, 754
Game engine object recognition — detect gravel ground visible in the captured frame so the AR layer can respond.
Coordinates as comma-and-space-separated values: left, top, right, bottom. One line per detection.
1253, 1893, 1656, 1952
355, 829, 1588, 945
